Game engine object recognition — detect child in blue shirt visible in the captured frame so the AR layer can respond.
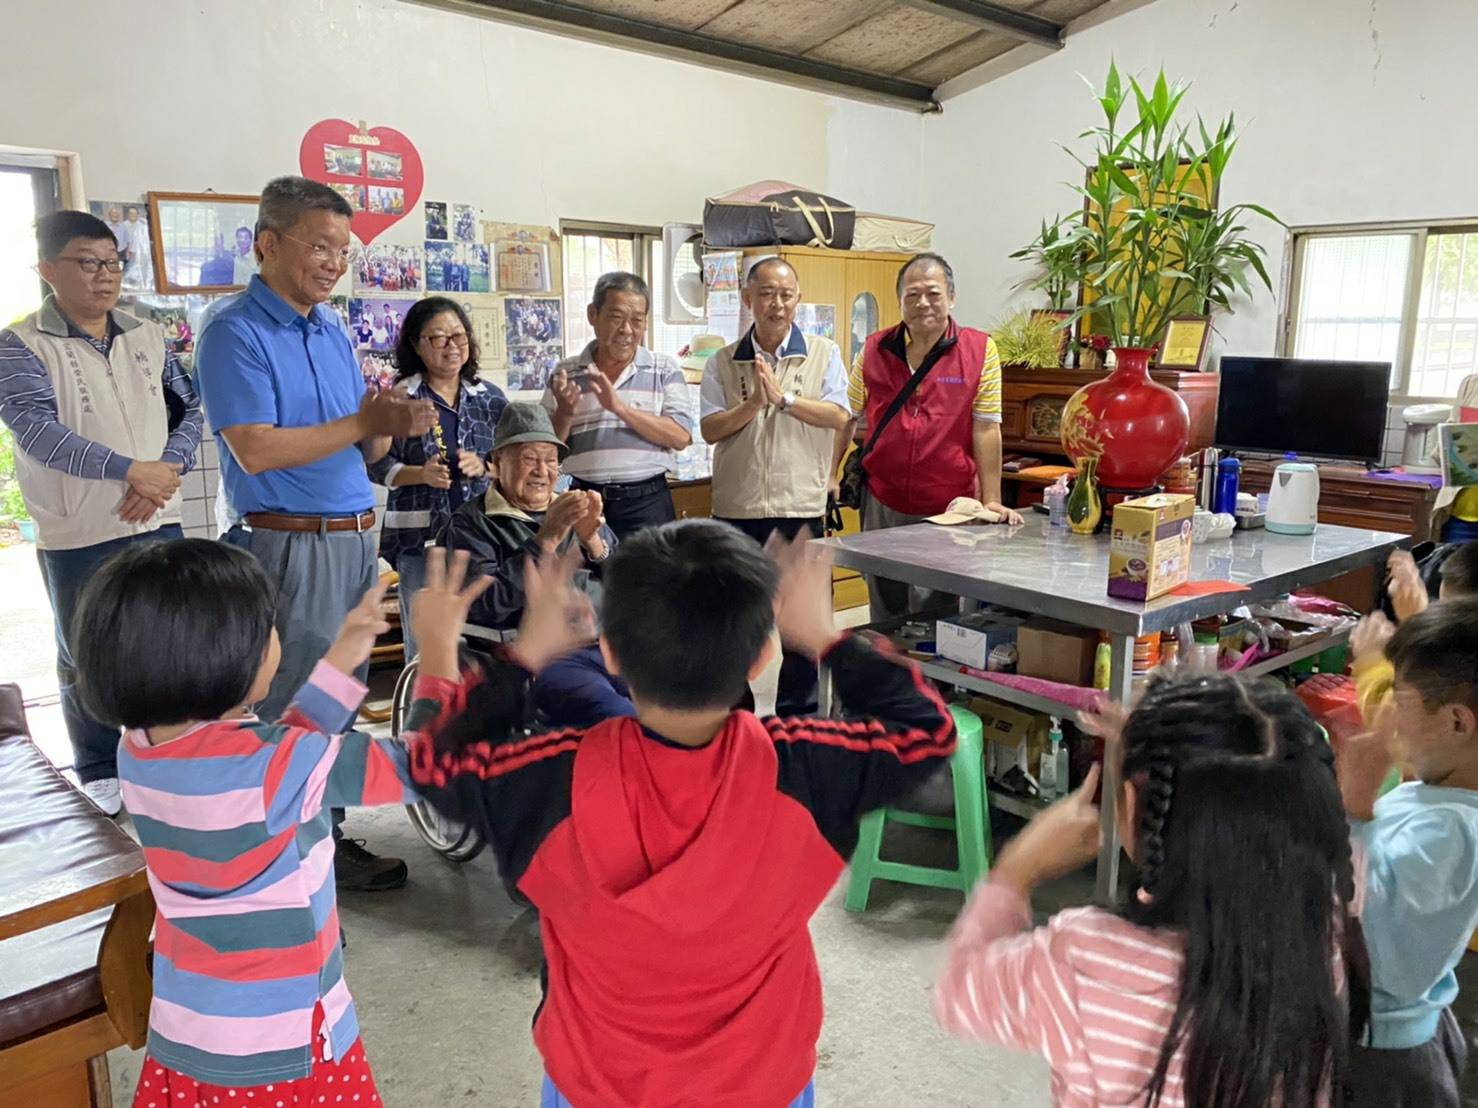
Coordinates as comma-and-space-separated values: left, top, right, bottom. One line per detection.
1339, 597, 1478, 1107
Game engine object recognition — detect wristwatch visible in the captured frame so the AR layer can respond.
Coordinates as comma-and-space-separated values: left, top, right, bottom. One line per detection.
780, 391, 797, 412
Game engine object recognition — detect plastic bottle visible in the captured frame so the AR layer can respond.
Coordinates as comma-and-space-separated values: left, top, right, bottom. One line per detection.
1044, 475, 1069, 527
1093, 641, 1112, 690
1214, 457, 1242, 515
1041, 717, 1067, 800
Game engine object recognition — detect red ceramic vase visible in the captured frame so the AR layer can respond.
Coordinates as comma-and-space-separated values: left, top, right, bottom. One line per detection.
1059, 346, 1190, 490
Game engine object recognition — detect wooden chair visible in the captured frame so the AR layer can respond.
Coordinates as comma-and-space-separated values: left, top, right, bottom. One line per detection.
0, 685, 153, 1106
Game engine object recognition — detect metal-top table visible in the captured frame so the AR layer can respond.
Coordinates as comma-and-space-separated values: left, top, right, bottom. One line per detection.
817, 516, 1408, 899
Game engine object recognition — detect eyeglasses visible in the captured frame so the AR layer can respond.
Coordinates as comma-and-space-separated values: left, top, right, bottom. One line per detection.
277, 232, 352, 265
421, 332, 470, 349
59, 256, 125, 274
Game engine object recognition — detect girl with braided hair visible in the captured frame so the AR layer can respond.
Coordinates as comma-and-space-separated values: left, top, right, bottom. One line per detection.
934, 672, 1368, 1108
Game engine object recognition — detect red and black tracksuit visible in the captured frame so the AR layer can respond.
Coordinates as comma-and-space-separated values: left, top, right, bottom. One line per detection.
404, 634, 955, 1107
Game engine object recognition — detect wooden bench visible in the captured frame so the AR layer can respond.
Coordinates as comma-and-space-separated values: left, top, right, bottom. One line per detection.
0, 685, 153, 1106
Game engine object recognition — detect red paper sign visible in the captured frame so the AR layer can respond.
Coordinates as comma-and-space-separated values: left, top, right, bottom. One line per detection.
298, 119, 423, 245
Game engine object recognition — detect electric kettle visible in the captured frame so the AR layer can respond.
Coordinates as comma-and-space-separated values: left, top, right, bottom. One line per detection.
1266, 462, 1320, 535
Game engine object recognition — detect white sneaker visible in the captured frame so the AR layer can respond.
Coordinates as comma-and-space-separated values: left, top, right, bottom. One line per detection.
82, 777, 123, 817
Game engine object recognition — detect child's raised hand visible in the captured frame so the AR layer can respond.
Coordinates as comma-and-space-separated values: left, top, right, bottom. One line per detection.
1387, 550, 1428, 622
509, 546, 597, 674
1338, 703, 1399, 822
991, 765, 1103, 897
413, 549, 494, 681
1351, 611, 1396, 662
323, 578, 391, 678
769, 528, 837, 659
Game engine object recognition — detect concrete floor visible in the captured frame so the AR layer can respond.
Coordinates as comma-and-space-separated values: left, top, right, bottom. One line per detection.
96, 616, 1057, 1107
107, 803, 1058, 1107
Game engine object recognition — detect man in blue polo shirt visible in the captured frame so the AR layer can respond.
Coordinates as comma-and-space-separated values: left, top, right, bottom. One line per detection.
195, 176, 434, 891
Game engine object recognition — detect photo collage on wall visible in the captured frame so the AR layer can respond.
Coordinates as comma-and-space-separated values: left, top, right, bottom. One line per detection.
503, 297, 563, 392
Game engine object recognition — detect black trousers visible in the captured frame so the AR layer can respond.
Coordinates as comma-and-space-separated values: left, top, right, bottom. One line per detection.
573, 475, 675, 541
716, 515, 825, 716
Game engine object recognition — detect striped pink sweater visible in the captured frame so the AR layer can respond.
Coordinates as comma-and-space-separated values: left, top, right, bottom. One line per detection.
934, 880, 1189, 1107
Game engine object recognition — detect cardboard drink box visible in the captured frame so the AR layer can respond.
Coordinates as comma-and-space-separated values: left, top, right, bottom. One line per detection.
936, 610, 1023, 670
1107, 493, 1196, 602
1017, 618, 1099, 686
968, 698, 1050, 781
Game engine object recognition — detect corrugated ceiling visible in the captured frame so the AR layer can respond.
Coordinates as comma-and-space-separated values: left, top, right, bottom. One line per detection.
429, 0, 1144, 111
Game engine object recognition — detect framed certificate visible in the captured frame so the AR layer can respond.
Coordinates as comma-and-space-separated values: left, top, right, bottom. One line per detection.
1158, 315, 1212, 370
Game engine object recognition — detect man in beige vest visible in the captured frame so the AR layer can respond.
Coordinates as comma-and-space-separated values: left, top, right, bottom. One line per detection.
0, 210, 202, 815
700, 257, 850, 713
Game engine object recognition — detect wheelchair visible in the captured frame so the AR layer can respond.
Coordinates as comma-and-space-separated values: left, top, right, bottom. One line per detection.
394, 624, 512, 864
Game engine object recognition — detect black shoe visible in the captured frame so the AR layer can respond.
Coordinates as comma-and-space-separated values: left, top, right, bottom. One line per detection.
334, 838, 409, 892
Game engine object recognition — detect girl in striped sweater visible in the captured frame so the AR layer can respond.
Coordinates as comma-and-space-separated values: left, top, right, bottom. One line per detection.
935, 673, 1369, 1108
74, 539, 436, 1106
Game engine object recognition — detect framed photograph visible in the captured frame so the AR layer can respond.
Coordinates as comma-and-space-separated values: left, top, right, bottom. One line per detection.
424, 201, 447, 240
367, 185, 405, 216
425, 242, 490, 294
507, 345, 563, 392
366, 150, 403, 181
89, 199, 154, 290
146, 191, 260, 294
323, 144, 363, 177
348, 297, 418, 352
504, 297, 563, 348
452, 203, 477, 242
494, 240, 551, 293
329, 183, 367, 212
351, 243, 423, 293
1157, 315, 1212, 370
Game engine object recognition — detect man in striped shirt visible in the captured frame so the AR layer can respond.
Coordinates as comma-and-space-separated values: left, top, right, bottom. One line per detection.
0, 210, 202, 814
543, 272, 692, 539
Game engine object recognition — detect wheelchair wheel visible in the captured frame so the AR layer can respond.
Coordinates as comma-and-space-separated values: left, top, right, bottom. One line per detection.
392, 659, 487, 864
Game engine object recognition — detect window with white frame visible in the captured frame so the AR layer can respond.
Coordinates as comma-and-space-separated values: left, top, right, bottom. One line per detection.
559, 222, 706, 358
1287, 223, 1478, 399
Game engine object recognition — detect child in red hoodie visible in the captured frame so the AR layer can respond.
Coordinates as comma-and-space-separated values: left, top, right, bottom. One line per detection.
403, 524, 956, 1107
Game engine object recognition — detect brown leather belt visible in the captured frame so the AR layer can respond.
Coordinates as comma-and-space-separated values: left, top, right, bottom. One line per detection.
245, 510, 376, 534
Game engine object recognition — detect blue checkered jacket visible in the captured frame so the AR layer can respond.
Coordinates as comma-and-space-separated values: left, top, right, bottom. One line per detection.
367, 374, 507, 568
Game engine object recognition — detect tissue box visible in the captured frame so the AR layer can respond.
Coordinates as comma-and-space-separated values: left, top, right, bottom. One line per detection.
1108, 493, 1195, 601
936, 610, 1022, 670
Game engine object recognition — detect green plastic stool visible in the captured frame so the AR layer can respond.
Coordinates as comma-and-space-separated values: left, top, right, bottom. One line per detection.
845, 705, 992, 912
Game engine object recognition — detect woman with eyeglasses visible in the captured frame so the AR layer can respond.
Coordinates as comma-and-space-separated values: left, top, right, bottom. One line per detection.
368, 296, 507, 660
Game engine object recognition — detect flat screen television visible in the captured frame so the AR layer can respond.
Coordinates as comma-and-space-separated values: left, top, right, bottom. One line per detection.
1214, 356, 1391, 464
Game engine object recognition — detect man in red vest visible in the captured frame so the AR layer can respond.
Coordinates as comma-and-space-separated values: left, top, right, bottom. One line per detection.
835, 253, 1022, 621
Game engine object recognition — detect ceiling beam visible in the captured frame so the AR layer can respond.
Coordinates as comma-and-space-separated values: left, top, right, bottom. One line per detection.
893, 0, 1064, 49
423, 0, 942, 112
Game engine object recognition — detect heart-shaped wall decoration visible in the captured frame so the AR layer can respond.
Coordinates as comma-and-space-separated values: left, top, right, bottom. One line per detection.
298, 119, 424, 245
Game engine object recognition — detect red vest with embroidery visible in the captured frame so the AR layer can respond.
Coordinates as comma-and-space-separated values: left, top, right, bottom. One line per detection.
861, 320, 987, 516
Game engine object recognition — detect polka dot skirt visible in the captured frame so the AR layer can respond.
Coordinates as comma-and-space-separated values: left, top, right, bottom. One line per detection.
131, 1039, 381, 1108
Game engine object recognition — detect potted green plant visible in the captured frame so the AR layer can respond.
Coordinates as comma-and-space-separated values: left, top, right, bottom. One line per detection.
1032, 61, 1281, 491
992, 309, 1068, 369
1010, 219, 1082, 312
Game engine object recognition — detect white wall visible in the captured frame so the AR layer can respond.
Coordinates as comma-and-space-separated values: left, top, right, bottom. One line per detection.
0, 0, 919, 244
921, 0, 1478, 374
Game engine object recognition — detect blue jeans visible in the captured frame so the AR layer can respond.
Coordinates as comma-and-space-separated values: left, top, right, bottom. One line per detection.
540, 1076, 815, 1107
36, 525, 184, 782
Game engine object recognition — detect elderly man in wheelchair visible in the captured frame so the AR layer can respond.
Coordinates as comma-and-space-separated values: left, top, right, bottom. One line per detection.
394, 402, 631, 860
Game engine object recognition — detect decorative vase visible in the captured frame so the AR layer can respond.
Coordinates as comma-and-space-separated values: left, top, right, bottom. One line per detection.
1059, 346, 1191, 491
1066, 456, 1103, 534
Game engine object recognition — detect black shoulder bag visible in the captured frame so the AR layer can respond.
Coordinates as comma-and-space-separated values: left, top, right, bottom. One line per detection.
830, 357, 939, 527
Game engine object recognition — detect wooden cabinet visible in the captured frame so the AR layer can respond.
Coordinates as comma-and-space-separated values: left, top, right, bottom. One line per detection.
1000, 366, 1221, 459
1238, 461, 1438, 543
